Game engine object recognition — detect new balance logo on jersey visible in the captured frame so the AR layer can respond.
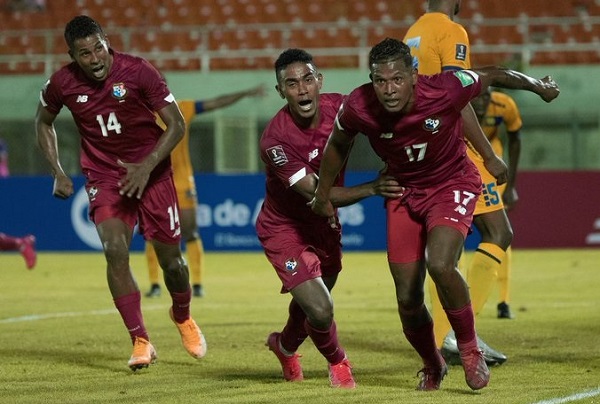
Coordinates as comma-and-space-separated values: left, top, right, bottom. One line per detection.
308, 148, 319, 162
380, 132, 393, 139
76, 95, 88, 103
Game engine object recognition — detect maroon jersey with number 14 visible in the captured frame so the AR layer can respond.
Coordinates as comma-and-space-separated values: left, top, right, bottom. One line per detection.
39, 49, 175, 183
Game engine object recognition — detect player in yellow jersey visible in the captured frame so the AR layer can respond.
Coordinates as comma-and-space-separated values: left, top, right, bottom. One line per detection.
404, 0, 510, 366
146, 84, 266, 298
470, 88, 523, 319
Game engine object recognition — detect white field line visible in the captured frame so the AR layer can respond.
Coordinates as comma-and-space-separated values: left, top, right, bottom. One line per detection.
0, 304, 168, 324
531, 387, 600, 404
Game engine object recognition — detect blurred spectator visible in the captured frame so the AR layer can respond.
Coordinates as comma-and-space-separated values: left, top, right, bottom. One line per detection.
0, 138, 9, 178
7, 0, 45, 12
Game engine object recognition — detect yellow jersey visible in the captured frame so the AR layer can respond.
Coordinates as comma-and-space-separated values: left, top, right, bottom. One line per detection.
478, 91, 523, 158
156, 100, 198, 208
403, 12, 471, 74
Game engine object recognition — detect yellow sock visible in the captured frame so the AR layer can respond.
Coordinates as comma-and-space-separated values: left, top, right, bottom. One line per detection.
467, 242, 506, 315
186, 238, 204, 285
498, 246, 512, 303
145, 242, 160, 284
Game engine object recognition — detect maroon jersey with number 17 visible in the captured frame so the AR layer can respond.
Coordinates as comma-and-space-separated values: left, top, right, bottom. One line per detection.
39, 49, 175, 183
337, 70, 482, 188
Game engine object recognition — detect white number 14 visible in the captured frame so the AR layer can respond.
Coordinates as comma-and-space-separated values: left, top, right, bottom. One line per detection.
96, 112, 122, 137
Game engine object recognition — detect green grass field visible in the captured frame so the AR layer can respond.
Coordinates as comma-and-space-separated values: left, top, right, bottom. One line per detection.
1, 249, 599, 404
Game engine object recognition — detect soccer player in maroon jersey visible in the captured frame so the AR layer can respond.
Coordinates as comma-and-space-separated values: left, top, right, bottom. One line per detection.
311, 38, 559, 391
256, 48, 403, 389
34, 15, 206, 371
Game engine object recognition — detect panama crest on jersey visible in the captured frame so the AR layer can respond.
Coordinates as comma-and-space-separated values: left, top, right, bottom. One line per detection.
284, 258, 297, 272
423, 117, 441, 133
111, 82, 127, 100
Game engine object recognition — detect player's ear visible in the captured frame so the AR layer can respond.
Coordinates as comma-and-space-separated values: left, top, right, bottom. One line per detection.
68, 49, 74, 60
275, 84, 285, 99
316, 72, 323, 89
369, 73, 373, 82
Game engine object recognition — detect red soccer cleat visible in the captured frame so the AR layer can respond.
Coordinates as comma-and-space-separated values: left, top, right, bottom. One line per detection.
266, 332, 304, 382
328, 357, 356, 389
460, 347, 490, 390
19, 235, 36, 270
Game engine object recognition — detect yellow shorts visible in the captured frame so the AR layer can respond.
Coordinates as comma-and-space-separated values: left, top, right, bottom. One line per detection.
468, 148, 506, 215
174, 173, 197, 210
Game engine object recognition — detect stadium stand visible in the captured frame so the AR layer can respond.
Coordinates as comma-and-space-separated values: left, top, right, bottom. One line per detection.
1, 0, 599, 73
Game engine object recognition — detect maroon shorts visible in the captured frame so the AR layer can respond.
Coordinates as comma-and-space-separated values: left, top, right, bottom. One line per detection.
386, 172, 481, 264
257, 221, 342, 293
86, 176, 181, 245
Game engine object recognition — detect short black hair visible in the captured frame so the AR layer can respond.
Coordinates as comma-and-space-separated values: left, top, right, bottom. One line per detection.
64, 15, 105, 50
274, 48, 315, 81
368, 38, 413, 69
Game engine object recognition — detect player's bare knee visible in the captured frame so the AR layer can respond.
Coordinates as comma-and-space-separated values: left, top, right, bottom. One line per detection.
160, 256, 187, 275
306, 303, 334, 329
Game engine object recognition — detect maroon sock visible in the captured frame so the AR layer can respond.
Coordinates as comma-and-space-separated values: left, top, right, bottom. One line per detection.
114, 291, 148, 343
445, 303, 477, 349
0, 233, 20, 251
170, 286, 192, 323
305, 320, 346, 365
280, 300, 309, 353
403, 321, 443, 368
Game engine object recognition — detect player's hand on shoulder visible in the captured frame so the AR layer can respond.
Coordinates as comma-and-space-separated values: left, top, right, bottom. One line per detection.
52, 173, 74, 199
537, 76, 560, 103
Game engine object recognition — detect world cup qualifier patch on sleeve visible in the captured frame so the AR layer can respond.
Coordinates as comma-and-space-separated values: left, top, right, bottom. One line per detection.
454, 70, 476, 87
455, 44, 467, 61
266, 145, 288, 166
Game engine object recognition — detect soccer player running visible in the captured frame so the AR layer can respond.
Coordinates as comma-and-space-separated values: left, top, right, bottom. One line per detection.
311, 38, 559, 391
256, 48, 403, 388
404, 0, 510, 365
35, 15, 206, 371
470, 88, 524, 320
145, 84, 266, 299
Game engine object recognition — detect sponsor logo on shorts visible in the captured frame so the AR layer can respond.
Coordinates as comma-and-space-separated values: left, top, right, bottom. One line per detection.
285, 258, 297, 272
266, 145, 288, 167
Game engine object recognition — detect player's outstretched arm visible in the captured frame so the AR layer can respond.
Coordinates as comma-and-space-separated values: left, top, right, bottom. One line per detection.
34, 102, 73, 199
473, 66, 560, 102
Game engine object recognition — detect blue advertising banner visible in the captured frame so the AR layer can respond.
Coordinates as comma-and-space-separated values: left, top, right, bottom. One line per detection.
0, 173, 392, 252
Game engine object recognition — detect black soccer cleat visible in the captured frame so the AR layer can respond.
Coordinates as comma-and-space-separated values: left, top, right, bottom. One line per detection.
441, 331, 507, 367
497, 302, 514, 319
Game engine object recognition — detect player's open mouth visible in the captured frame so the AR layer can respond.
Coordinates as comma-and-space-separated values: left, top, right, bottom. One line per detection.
384, 99, 400, 108
298, 99, 312, 111
91, 65, 105, 77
